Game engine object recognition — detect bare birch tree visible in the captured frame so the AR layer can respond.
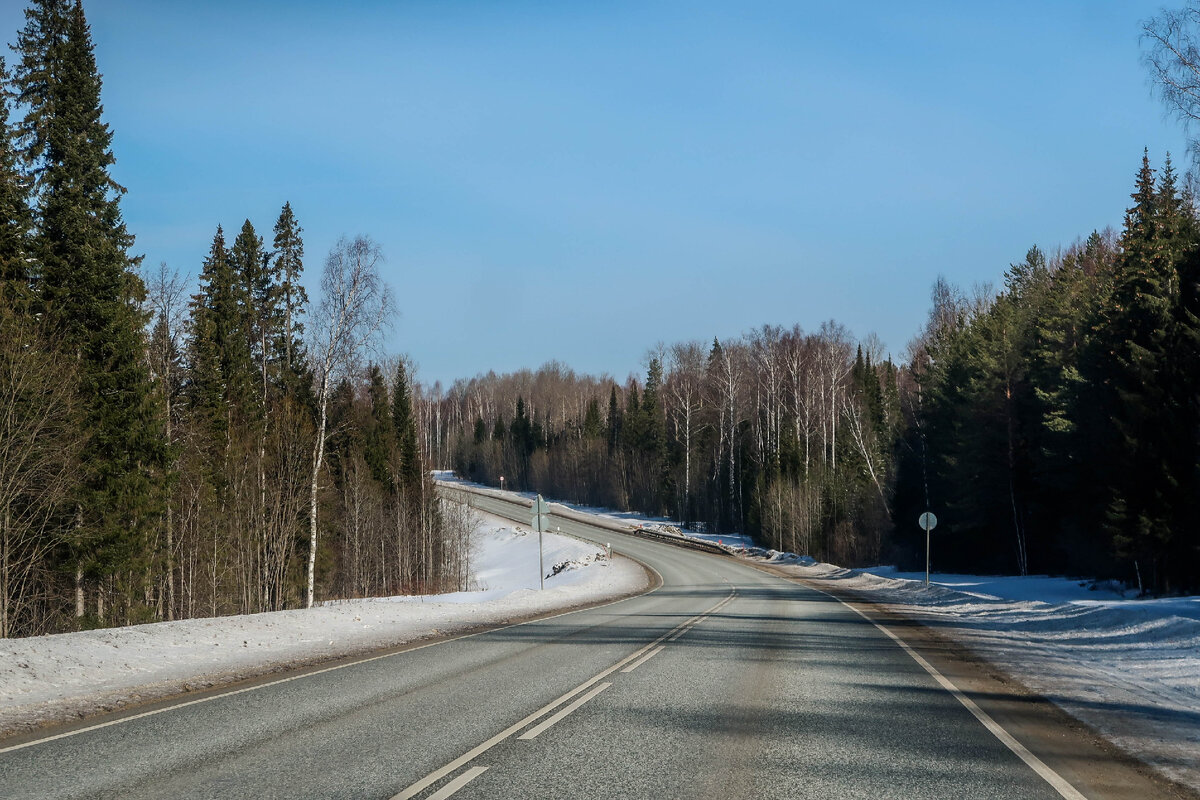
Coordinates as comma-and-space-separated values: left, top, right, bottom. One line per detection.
665, 341, 707, 522
306, 236, 392, 608
842, 393, 889, 512
1143, 4, 1200, 176
0, 308, 84, 637
146, 262, 188, 620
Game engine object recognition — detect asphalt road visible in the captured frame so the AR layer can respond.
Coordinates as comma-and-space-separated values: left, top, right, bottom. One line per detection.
0, 487, 1172, 799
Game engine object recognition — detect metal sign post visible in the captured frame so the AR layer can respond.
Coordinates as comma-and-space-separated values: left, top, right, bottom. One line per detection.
532, 495, 551, 590
919, 511, 938, 586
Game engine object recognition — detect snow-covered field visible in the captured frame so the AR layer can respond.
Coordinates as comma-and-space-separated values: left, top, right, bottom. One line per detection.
752, 557, 1200, 792
0, 511, 646, 738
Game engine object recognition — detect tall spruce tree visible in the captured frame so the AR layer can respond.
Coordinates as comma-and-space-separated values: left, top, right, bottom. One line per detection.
606, 385, 622, 454
392, 360, 422, 498
1087, 153, 1194, 591
1172, 231, 1200, 593
640, 357, 670, 511
271, 202, 308, 386
14, 0, 167, 619
230, 219, 269, 410
364, 364, 394, 487
11, 0, 67, 187
510, 396, 534, 486
1027, 235, 1110, 573
582, 397, 603, 439
188, 226, 253, 437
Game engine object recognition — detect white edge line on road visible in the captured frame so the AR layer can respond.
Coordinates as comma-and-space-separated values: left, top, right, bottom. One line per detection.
517, 683, 612, 740
424, 766, 489, 800
619, 645, 666, 674
0, 547, 664, 758
392, 588, 734, 800
809, 585, 1088, 800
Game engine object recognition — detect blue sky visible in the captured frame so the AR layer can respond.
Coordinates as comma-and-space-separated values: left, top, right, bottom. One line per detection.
0, 1, 1188, 386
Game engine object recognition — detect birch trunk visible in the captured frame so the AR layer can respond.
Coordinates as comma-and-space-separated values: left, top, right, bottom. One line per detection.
306, 372, 329, 608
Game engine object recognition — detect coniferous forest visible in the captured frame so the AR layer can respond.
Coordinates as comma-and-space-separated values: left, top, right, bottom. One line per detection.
3, 1, 1200, 640
0, 0, 469, 638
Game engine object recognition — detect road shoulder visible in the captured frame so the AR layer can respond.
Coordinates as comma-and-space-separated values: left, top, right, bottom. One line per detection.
750, 560, 1199, 800
0, 552, 659, 747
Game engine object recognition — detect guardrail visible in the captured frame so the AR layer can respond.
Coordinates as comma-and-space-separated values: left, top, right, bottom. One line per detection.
435, 483, 603, 551
436, 481, 730, 558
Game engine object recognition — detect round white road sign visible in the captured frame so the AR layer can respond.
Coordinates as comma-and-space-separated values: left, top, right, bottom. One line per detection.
919, 511, 938, 531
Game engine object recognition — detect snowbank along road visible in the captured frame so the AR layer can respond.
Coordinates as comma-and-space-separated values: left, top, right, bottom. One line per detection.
0, 485, 1186, 799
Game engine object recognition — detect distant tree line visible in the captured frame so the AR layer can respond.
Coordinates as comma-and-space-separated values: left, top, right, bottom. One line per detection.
441, 328, 904, 567
0, 0, 467, 639
439, 153, 1200, 595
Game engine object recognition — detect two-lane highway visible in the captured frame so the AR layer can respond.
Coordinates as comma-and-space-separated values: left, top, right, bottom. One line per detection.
0, 487, 1170, 799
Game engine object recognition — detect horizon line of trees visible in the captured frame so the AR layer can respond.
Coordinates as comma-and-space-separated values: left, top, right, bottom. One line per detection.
438, 327, 903, 568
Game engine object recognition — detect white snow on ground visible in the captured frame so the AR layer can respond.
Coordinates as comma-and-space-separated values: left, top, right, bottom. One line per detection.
763, 559, 1200, 792
0, 510, 646, 738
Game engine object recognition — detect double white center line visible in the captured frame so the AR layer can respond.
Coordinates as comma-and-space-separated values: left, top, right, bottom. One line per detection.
517, 682, 613, 741
620, 645, 665, 674
392, 588, 736, 800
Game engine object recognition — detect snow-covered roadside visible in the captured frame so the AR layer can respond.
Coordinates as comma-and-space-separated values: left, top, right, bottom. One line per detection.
440, 476, 1200, 789
0, 511, 647, 738
759, 558, 1200, 792
435, 472, 758, 550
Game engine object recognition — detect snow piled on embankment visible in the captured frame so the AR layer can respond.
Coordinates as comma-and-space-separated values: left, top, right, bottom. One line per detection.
761, 558, 1200, 792
0, 512, 647, 737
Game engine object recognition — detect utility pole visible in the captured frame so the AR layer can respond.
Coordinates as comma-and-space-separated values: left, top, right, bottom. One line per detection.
532, 495, 551, 590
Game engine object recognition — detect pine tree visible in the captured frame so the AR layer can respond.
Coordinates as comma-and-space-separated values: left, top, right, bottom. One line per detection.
392, 360, 422, 497
0, 57, 31, 300
1027, 233, 1114, 574
363, 364, 394, 487
16, 0, 167, 620
606, 385, 622, 454
11, 0, 68, 186
621, 383, 641, 452
642, 358, 665, 448
640, 357, 669, 511
271, 202, 308, 390
582, 397, 603, 439
1093, 153, 1195, 591
1156, 156, 1200, 591
230, 218, 269, 411
326, 378, 358, 477
188, 226, 253, 434
1171, 232, 1200, 592
510, 396, 534, 485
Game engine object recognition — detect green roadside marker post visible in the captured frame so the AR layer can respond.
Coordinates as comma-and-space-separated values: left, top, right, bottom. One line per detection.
920, 511, 938, 586
533, 495, 551, 590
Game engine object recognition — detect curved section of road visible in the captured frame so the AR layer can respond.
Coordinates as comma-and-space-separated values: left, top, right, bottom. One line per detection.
0, 487, 1177, 799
